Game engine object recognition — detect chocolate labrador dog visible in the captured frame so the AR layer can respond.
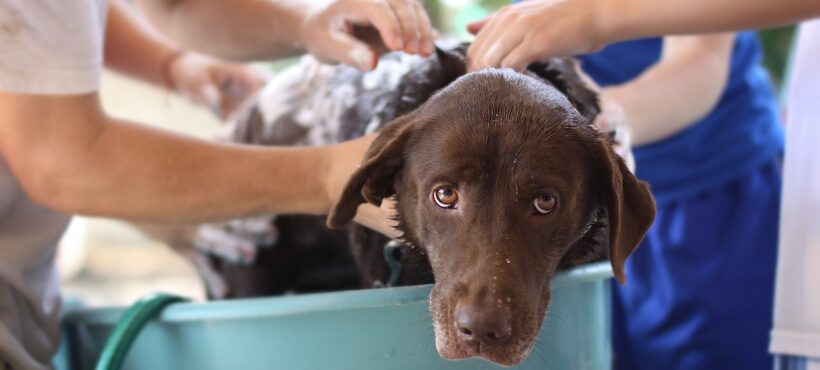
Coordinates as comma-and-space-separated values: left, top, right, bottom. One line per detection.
144, 44, 655, 366
323, 48, 655, 366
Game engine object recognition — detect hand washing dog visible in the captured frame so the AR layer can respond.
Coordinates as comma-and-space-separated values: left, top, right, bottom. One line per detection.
149, 44, 655, 366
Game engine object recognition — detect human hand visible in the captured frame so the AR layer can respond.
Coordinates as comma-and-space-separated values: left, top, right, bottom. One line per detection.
167, 52, 266, 121
324, 135, 401, 238
466, 0, 608, 71
593, 92, 626, 134
593, 90, 636, 170
301, 0, 435, 71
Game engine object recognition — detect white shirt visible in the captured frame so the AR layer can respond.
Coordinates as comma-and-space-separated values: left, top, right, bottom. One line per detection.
0, 0, 106, 94
0, 1, 107, 369
770, 19, 820, 361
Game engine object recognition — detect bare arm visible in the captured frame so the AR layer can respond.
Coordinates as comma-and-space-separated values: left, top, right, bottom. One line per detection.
135, 0, 434, 70
134, 0, 310, 61
0, 93, 388, 228
105, 0, 174, 87
467, 0, 820, 70
600, 34, 735, 146
606, 0, 819, 41
105, 0, 265, 120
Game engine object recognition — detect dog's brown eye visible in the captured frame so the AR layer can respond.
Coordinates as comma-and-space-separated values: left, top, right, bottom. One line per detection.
533, 194, 557, 215
433, 186, 459, 209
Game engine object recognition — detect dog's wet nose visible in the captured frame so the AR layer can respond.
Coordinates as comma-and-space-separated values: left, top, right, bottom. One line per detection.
455, 304, 512, 344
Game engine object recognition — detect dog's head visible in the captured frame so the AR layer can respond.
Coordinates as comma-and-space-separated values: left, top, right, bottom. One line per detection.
328, 49, 655, 366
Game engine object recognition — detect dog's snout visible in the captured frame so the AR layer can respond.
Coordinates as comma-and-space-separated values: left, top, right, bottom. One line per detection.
455, 304, 512, 345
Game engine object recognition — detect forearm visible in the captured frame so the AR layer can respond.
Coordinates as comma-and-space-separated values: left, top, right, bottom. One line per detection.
105, 0, 178, 87
604, 34, 734, 146
603, 0, 820, 43
56, 120, 333, 221
135, 0, 320, 61
0, 94, 334, 223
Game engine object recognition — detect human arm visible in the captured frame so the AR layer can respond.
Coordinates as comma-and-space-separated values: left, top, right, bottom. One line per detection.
466, 0, 820, 70
105, 0, 264, 120
598, 34, 735, 146
134, 0, 434, 70
0, 92, 397, 237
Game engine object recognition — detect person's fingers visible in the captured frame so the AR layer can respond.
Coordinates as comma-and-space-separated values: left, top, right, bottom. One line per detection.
214, 68, 263, 120
479, 39, 519, 70
467, 5, 512, 57
467, 9, 515, 69
593, 95, 626, 132
499, 42, 537, 72
466, 14, 501, 69
466, 18, 489, 35
350, 24, 391, 55
230, 67, 265, 95
413, 0, 435, 55
198, 83, 221, 114
323, 29, 379, 71
354, 1, 404, 51
385, 0, 420, 53
219, 93, 241, 121
470, 17, 524, 70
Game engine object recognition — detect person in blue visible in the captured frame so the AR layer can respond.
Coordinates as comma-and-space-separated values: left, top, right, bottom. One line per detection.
466, 2, 785, 369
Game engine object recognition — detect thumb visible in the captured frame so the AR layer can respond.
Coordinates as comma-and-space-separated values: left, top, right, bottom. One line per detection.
321, 30, 378, 71
467, 18, 489, 35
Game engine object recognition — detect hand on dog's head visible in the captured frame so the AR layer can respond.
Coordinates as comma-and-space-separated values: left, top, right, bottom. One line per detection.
328, 49, 655, 366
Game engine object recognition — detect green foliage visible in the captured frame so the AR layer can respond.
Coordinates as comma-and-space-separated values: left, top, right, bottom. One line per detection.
478, 0, 508, 9
758, 26, 796, 88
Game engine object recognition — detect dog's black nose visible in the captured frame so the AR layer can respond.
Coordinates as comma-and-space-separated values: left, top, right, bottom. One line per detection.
455, 304, 512, 344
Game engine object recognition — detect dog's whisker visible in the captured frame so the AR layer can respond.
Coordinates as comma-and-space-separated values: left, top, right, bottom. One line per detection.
530, 341, 550, 363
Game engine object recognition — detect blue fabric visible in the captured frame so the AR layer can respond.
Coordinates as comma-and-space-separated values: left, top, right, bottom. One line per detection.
612, 159, 781, 370
505, 5, 783, 366
775, 356, 810, 370
578, 33, 785, 204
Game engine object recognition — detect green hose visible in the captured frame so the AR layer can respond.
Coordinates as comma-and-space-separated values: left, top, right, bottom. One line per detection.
94, 293, 189, 370
384, 241, 403, 287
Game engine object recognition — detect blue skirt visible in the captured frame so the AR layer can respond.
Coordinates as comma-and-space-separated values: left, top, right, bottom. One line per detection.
613, 158, 782, 370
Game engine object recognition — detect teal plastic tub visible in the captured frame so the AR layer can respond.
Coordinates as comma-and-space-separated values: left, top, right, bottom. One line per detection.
57, 262, 612, 370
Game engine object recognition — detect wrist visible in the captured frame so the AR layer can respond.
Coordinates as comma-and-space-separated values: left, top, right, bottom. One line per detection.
594, 0, 641, 48
322, 135, 376, 215
296, 2, 328, 53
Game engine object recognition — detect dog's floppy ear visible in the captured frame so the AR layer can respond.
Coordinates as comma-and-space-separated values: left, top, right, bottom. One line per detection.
327, 113, 417, 228
589, 137, 655, 284
527, 58, 600, 121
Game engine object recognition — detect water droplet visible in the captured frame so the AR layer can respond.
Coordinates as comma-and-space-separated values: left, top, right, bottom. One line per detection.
505, 258, 511, 264
507, 296, 512, 302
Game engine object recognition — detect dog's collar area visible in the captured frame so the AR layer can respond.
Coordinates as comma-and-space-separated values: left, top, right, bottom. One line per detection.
572, 207, 607, 247
583, 208, 606, 235
383, 241, 404, 287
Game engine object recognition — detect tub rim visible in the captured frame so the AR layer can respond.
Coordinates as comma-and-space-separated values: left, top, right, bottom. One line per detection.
62, 262, 612, 325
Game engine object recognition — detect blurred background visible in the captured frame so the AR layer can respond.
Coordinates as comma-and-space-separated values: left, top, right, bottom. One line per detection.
60, 0, 797, 307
